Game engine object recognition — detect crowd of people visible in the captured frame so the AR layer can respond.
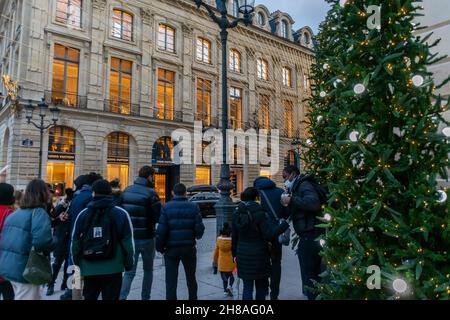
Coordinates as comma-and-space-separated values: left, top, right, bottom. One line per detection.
0, 164, 325, 301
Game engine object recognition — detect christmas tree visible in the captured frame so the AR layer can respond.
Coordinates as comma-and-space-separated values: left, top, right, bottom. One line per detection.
304, 0, 450, 299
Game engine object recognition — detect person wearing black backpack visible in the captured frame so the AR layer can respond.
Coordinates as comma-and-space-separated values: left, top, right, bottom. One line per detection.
71, 180, 134, 301
281, 165, 324, 300
253, 176, 289, 300
232, 187, 289, 300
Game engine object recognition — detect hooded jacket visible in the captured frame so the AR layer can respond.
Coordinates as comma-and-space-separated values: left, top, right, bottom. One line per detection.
288, 175, 322, 235
254, 177, 289, 221
71, 195, 135, 277
0, 207, 55, 283
213, 236, 235, 273
231, 201, 288, 280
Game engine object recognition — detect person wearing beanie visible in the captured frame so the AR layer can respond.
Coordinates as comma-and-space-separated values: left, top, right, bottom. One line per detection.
61, 173, 102, 300
0, 183, 15, 300
71, 179, 134, 300
109, 179, 122, 206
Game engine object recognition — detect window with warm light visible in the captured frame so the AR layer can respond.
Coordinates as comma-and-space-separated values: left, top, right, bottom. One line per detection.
259, 94, 270, 130
47, 126, 76, 189
52, 44, 80, 107
110, 58, 132, 114
111, 9, 133, 41
195, 166, 211, 185
229, 49, 241, 73
257, 58, 268, 81
56, 0, 82, 28
282, 66, 292, 87
230, 87, 242, 130
158, 24, 175, 53
196, 78, 211, 126
154, 173, 166, 203
107, 132, 130, 189
157, 69, 175, 120
283, 101, 293, 138
153, 137, 174, 163
196, 37, 211, 64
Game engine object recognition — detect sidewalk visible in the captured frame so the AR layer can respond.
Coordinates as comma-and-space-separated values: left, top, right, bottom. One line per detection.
45, 217, 306, 300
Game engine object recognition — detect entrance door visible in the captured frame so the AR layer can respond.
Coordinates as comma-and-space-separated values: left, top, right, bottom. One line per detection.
154, 165, 180, 203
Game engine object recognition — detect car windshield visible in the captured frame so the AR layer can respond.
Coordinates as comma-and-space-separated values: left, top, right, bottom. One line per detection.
190, 193, 220, 200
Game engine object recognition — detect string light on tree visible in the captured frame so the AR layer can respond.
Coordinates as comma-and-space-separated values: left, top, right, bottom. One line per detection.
324, 213, 332, 221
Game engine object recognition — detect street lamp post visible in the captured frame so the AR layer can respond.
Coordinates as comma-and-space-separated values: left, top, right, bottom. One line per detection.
291, 137, 302, 169
193, 0, 255, 235
25, 98, 61, 179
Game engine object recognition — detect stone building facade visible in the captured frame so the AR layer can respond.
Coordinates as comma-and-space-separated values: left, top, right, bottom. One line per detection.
0, 0, 314, 201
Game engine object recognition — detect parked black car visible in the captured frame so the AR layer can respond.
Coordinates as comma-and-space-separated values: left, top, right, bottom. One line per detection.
187, 185, 219, 196
189, 192, 220, 217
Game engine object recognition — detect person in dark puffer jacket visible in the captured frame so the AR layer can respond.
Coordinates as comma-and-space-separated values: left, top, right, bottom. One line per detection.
0, 183, 15, 300
156, 183, 205, 300
119, 166, 161, 300
281, 165, 322, 300
232, 187, 289, 301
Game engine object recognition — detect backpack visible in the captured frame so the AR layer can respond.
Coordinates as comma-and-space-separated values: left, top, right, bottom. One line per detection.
80, 207, 116, 261
310, 181, 329, 207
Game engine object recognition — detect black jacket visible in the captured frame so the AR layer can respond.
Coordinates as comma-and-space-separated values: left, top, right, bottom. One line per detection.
119, 177, 161, 240
232, 201, 289, 280
51, 201, 71, 257
288, 175, 322, 236
155, 196, 205, 252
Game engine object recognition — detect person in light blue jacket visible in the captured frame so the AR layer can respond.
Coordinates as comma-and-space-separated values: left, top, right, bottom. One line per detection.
0, 179, 55, 300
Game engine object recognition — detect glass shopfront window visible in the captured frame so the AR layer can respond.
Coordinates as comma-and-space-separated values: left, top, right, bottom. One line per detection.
106, 132, 129, 189
47, 126, 76, 189
195, 166, 211, 185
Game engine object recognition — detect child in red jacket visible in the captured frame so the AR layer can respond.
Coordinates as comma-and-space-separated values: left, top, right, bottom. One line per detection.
0, 183, 15, 300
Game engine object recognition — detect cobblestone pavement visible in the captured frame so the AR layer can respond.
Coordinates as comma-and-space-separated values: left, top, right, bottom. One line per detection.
44, 217, 306, 300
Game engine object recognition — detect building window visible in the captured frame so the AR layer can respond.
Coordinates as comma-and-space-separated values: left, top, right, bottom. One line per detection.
281, 20, 289, 39
196, 37, 211, 64
230, 87, 242, 130
195, 166, 211, 185
283, 101, 293, 138
157, 69, 175, 120
229, 49, 241, 73
257, 58, 268, 81
257, 12, 265, 26
110, 57, 132, 114
282, 66, 292, 87
303, 73, 309, 90
158, 24, 175, 53
259, 95, 270, 130
107, 132, 130, 189
232, 0, 240, 17
52, 44, 80, 107
47, 126, 76, 189
304, 33, 310, 44
196, 78, 212, 126
111, 9, 133, 41
153, 137, 174, 163
56, 0, 82, 28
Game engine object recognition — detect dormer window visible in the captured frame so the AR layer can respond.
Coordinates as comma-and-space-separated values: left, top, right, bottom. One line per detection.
257, 12, 265, 26
281, 20, 289, 39
304, 33, 310, 45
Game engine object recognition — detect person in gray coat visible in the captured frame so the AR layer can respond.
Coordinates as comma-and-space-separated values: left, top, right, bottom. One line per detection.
0, 179, 55, 300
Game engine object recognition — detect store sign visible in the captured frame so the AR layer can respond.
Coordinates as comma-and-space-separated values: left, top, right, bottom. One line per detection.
48, 153, 75, 161
107, 157, 129, 164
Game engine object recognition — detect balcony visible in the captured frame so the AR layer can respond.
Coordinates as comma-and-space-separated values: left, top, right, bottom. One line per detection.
45, 91, 87, 109
154, 110, 183, 122
104, 99, 140, 116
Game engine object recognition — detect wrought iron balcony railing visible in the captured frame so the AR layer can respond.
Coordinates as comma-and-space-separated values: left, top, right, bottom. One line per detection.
45, 91, 87, 109
104, 99, 140, 116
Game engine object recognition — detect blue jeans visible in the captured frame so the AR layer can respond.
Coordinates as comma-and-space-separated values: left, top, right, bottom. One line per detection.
242, 278, 269, 300
120, 239, 155, 300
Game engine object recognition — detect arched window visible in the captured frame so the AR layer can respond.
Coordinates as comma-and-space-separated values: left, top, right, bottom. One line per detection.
257, 58, 268, 81
106, 132, 130, 189
281, 20, 289, 39
257, 12, 265, 26
304, 32, 310, 45
47, 126, 76, 189
111, 9, 133, 41
158, 23, 175, 53
229, 49, 241, 73
283, 101, 293, 138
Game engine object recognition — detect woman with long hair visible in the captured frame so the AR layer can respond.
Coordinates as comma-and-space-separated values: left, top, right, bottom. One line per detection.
0, 179, 55, 300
